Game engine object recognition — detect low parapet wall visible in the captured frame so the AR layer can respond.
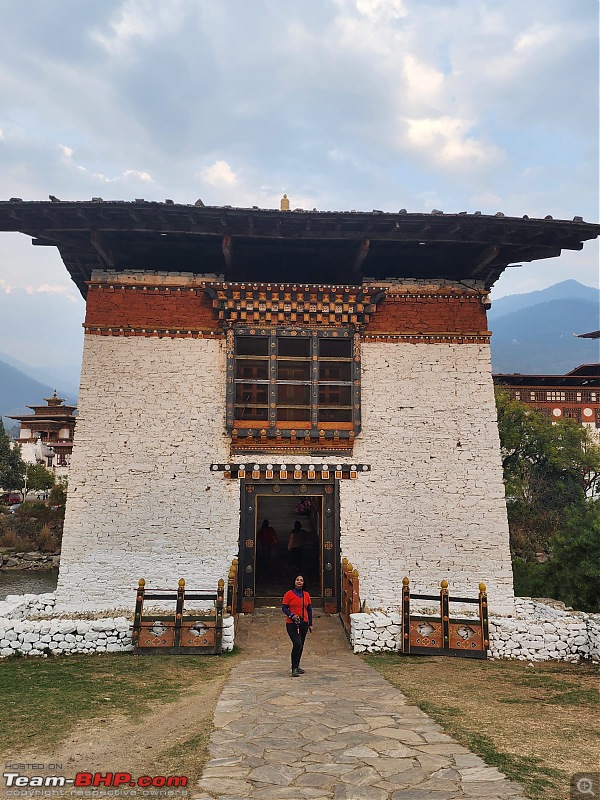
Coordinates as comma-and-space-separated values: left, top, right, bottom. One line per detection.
0, 593, 235, 658
350, 597, 600, 662
1, 592, 597, 662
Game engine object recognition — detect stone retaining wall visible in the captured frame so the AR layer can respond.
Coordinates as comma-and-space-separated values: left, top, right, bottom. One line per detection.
0, 593, 235, 657
350, 598, 600, 661
0, 551, 60, 570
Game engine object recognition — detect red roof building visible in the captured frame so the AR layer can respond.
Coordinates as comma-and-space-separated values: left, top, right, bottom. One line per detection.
493, 365, 600, 431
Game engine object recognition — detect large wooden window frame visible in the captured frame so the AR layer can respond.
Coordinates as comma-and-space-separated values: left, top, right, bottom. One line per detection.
226, 327, 361, 437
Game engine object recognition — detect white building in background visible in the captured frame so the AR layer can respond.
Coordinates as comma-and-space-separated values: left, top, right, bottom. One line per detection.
8, 392, 77, 481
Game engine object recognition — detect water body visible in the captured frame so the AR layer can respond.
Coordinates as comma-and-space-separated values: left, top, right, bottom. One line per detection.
0, 570, 58, 600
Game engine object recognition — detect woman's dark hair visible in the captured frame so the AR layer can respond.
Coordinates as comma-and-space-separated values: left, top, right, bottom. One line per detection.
260, 519, 269, 527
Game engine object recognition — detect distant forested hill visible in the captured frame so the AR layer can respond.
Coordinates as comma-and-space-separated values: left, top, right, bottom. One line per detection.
488, 279, 598, 322
489, 281, 599, 374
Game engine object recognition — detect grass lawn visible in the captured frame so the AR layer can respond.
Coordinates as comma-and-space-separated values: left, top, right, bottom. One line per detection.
365, 653, 599, 800
0, 650, 238, 781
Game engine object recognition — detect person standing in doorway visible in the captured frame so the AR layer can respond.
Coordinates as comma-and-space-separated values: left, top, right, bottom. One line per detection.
287, 520, 307, 571
282, 575, 314, 676
257, 519, 278, 567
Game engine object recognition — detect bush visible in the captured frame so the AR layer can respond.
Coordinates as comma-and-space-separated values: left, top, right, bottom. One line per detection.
512, 501, 600, 613
48, 481, 67, 506
512, 558, 550, 599
542, 501, 600, 613
0, 506, 63, 552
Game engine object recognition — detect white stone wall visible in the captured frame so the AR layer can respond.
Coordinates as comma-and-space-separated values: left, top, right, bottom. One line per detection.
0, 594, 235, 657
57, 335, 240, 612
345, 342, 515, 614
58, 324, 514, 614
489, 598, 599, 661
350, 599, 600, 662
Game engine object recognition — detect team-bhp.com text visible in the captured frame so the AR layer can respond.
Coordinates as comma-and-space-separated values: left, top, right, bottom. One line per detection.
3, 773, 187, 789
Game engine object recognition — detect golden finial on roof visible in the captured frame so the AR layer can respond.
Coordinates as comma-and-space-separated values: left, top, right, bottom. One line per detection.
280, 194, 290, 211
45, 390, 65, 406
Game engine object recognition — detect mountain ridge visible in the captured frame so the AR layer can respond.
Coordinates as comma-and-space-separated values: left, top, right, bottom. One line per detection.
489, 279, 598, 323
490, 297, 599, 375
0, 360, 77, 426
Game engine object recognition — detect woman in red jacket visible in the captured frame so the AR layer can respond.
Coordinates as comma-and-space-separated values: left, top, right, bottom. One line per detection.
281, 575, 314, 677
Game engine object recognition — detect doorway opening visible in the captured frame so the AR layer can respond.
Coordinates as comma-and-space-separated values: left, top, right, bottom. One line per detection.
238, 481, 339, 613
255, 494, 322, 603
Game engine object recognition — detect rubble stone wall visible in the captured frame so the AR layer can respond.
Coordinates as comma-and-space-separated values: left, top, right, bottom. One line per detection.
56, 334, 239, 612
350, 599, 600, 662
343, 342, 515, 614
0, 593, 235, 657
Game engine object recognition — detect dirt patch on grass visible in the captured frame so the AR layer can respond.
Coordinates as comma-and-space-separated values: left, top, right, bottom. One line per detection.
365, 653, 600, 800
1, 652, 237, 794
12, 678, 225, 781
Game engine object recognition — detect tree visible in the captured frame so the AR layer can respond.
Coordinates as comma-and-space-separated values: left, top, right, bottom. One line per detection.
495, 388, 600, 557
543, 500, 600, 612
24, 462, 55, 495
48, 479, 67, 506
0, 418, 25, 492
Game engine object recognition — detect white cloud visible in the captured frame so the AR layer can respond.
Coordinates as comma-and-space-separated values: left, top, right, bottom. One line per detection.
0, 0, 596, 305
92, 0, 187, 54
403, 116, 504, 171
356, 0, 407, 19
514, 23, 562, 55
200, 160, 238, 187
66, 156, 153, 185
25, 284, 79, 302
337, 0, 408, 21
0, 129, 5, 140
403, 54, 445, 107
121, 169, 152, 183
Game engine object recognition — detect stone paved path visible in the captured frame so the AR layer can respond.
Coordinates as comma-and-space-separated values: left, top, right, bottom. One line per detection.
193, 610, 528, 800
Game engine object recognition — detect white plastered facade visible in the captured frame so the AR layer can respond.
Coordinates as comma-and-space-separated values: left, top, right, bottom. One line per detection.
343, 341, 514, 614
57, 332, 514, 614
56, 335, 239, 611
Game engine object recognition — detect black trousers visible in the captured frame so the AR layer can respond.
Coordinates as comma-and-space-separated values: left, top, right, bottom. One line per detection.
286, 621, 309, 669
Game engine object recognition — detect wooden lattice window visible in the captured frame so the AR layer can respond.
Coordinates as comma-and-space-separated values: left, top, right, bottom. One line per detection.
226, 327, 360, 439
563, 407, 582, 423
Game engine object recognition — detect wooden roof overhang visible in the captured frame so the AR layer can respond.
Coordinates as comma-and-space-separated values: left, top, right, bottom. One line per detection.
494, 372, 600, 388
7, 413, 76, 425
23, 405, 77, 415
1, 200, 598, 299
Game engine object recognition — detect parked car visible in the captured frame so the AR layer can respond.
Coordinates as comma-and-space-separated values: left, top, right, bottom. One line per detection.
0, 492, 22, 505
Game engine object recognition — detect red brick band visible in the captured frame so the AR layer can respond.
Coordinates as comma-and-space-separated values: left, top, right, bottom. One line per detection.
84, 284, 489, 342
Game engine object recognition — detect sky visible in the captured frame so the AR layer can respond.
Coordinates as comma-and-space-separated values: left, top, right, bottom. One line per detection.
0, 0, 598, 380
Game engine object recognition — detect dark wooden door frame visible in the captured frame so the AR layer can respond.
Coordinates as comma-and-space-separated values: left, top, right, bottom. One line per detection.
238, 479, 340, 614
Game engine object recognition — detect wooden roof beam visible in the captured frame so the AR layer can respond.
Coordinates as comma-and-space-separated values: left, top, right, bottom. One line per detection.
514, 246, 563, 263
468, 244, 500, 277
351, 239, 370, 275
90, 231, 115, 268
222, 235, 234, 269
